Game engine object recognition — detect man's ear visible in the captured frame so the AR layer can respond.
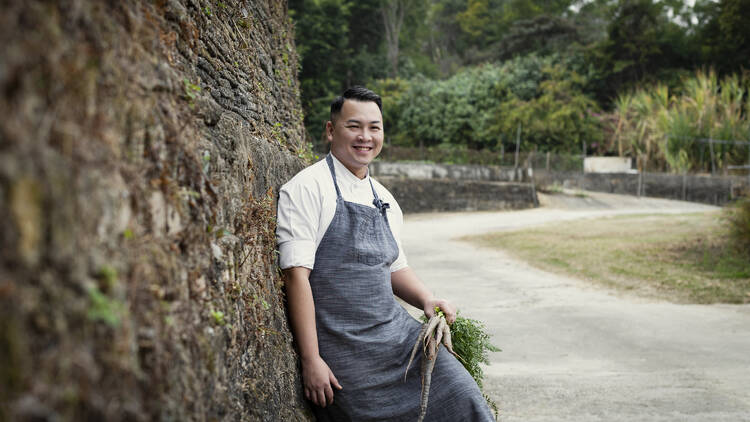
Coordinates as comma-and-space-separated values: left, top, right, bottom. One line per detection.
325, 121, 334, 142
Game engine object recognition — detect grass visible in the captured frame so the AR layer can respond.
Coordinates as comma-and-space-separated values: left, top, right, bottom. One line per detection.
465, 211, 750, 304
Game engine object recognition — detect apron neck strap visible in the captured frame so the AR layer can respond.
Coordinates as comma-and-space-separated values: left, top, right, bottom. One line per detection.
326, 154, 388, 214
325, 154, 343, 198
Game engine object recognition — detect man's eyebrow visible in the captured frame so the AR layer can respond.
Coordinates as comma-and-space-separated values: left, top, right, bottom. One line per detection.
345, 119, 381, 125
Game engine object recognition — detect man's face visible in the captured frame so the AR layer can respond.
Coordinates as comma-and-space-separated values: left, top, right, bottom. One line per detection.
326, 99, 384, 179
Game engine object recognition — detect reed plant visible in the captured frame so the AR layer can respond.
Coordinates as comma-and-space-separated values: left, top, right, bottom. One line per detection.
610, 70, 750, 173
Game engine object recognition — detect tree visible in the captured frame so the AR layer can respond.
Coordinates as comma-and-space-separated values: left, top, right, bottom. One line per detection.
290, 0, 388, 144
694, 0, 750, 76
587, 0, 694, 106
381, 0, 416, 77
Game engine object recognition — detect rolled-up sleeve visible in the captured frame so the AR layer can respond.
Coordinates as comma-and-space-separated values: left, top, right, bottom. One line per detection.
276, 181, 320, 270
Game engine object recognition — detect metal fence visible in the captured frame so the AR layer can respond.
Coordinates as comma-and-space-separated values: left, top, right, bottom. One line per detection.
379, 142, 750, 178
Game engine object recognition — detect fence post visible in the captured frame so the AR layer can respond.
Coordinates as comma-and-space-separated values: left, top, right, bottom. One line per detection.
709, 139, 716, 175
581, 140, 586, 174
514, 124, 521, 181
682, 172, 687, 201
637, 171, 642, 198
529, 150, 539, 206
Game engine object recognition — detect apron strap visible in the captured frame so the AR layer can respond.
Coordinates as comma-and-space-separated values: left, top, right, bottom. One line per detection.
325, 154, 343, 198
326, 154, 389, 215
369, 179, 390, 215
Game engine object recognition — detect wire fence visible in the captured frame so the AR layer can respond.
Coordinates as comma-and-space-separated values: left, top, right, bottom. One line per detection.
379, 141, 750, 177
378, 145, 584, 171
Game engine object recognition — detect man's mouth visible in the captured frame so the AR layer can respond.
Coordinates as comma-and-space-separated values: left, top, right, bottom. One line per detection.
353, 146, 373, 151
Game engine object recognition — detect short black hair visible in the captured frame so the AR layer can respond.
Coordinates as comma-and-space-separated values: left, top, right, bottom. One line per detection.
330, 86, 382, 122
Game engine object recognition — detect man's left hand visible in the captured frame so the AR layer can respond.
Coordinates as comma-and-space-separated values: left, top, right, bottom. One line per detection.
424, 298, 456, 325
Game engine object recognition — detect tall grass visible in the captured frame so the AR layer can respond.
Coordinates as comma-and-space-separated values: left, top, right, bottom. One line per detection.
610, 70, 750, 173
725, 198, 750, 258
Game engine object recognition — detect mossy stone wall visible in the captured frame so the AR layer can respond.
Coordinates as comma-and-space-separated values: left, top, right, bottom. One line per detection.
0, 1, 312, 420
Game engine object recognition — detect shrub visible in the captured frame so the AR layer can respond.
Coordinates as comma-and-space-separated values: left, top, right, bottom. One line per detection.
725, 197, 750, 257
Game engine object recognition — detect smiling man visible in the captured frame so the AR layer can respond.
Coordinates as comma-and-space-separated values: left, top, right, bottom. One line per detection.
276, 87, 494, 421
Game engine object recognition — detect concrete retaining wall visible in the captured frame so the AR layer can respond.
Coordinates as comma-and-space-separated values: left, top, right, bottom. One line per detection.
378, 177, 538, 213
371, 161, 525, 182
372, 161, 748, 209
536, 170, 749, 206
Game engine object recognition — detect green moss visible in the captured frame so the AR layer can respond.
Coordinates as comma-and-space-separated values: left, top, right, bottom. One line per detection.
183, 78, 201, 108
87, 285, 125, 327
0, 315, 25, 398
211, 310, 226, 326
97, 265, 118, 289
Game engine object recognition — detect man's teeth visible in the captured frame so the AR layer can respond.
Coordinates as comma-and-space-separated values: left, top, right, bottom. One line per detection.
353, 146, 372, 150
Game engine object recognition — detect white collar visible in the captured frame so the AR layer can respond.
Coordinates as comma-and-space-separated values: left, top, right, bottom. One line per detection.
329, 153, 370, 186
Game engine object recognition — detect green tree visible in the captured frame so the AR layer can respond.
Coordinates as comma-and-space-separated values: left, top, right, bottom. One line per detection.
290, 0, 389, 145
587, 0, 695, 105
380, 54, 603, 153
694, 0, 750, 76
493, 63, 603, 152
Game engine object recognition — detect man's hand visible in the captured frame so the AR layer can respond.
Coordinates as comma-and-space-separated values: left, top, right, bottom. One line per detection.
424, 298, 456, 325
302, 355, 343, 407
284, 267, 342, 407
390, 267, 457, 324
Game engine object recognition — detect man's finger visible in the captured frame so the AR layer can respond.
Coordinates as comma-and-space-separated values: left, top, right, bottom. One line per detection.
424, 306, 435, 318
324, 384, 334, 405
330, 373, 343, 390
304, 387, 311, 402
316, 390, 327, 408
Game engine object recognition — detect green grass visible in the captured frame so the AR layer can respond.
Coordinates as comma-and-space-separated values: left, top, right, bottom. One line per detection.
465, 212, 750, 304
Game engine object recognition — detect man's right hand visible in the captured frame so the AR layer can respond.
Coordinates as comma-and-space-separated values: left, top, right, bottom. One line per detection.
302, 355, 343, 407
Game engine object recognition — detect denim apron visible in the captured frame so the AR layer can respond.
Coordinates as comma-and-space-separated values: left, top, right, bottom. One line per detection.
309, 154, 494, 421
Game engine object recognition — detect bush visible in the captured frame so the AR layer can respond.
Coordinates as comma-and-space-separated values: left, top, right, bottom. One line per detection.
726, 197, 750, 257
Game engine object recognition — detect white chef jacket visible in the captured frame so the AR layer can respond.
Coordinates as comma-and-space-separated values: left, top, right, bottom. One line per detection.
276, 154, 408, 272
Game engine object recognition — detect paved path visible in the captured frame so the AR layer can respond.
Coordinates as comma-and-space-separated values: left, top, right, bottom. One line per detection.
400, 191, 750, 421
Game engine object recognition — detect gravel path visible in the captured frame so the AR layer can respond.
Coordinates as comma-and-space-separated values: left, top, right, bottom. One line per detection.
400, 191, 750, 422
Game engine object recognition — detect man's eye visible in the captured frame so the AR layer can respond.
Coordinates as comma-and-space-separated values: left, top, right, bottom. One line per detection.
371, 127, 381, 131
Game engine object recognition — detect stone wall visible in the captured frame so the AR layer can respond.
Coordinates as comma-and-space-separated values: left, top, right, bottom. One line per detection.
371, 161, 748, 209
378, 178, 538, 213
1, 1, 312, 421
371, 161, 526, 182
535, 170, 748, 206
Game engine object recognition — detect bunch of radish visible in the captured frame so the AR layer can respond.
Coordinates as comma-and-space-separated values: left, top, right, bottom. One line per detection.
404, 307, 461, 422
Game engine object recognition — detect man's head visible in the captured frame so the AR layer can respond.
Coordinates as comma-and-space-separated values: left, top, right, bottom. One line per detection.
330, 86, 382, 124
326, 86, 384, 179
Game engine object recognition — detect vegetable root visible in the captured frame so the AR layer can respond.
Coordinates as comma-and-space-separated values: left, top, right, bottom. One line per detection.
405, 308, 457, 422
440, 317, 465, 363
405, 316, 435, 381
418, 337, 438, 422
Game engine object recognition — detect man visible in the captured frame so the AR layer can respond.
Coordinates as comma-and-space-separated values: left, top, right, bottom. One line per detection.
277, 87, 493, 421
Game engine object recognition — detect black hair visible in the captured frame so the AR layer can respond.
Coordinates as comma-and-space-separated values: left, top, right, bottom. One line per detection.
330, 86, 382, 122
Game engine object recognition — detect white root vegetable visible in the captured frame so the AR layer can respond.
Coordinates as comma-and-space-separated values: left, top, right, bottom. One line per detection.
417, 330, 439, 422
406, 308, 457, 422
440, 318, 464, 362
405, 316, 435, 380
421, 314, 442, 354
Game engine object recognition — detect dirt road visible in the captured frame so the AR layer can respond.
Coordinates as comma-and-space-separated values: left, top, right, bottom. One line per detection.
401, 191, 750, 421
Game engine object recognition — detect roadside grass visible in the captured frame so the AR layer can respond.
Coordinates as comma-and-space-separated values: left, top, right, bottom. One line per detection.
464, 211, 750, 304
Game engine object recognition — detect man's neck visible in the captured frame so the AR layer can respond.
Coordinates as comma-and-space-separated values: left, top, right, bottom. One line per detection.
330, 153, 368, 180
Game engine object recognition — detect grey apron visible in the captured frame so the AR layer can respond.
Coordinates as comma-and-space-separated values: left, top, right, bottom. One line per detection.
309, 154, 495, 421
